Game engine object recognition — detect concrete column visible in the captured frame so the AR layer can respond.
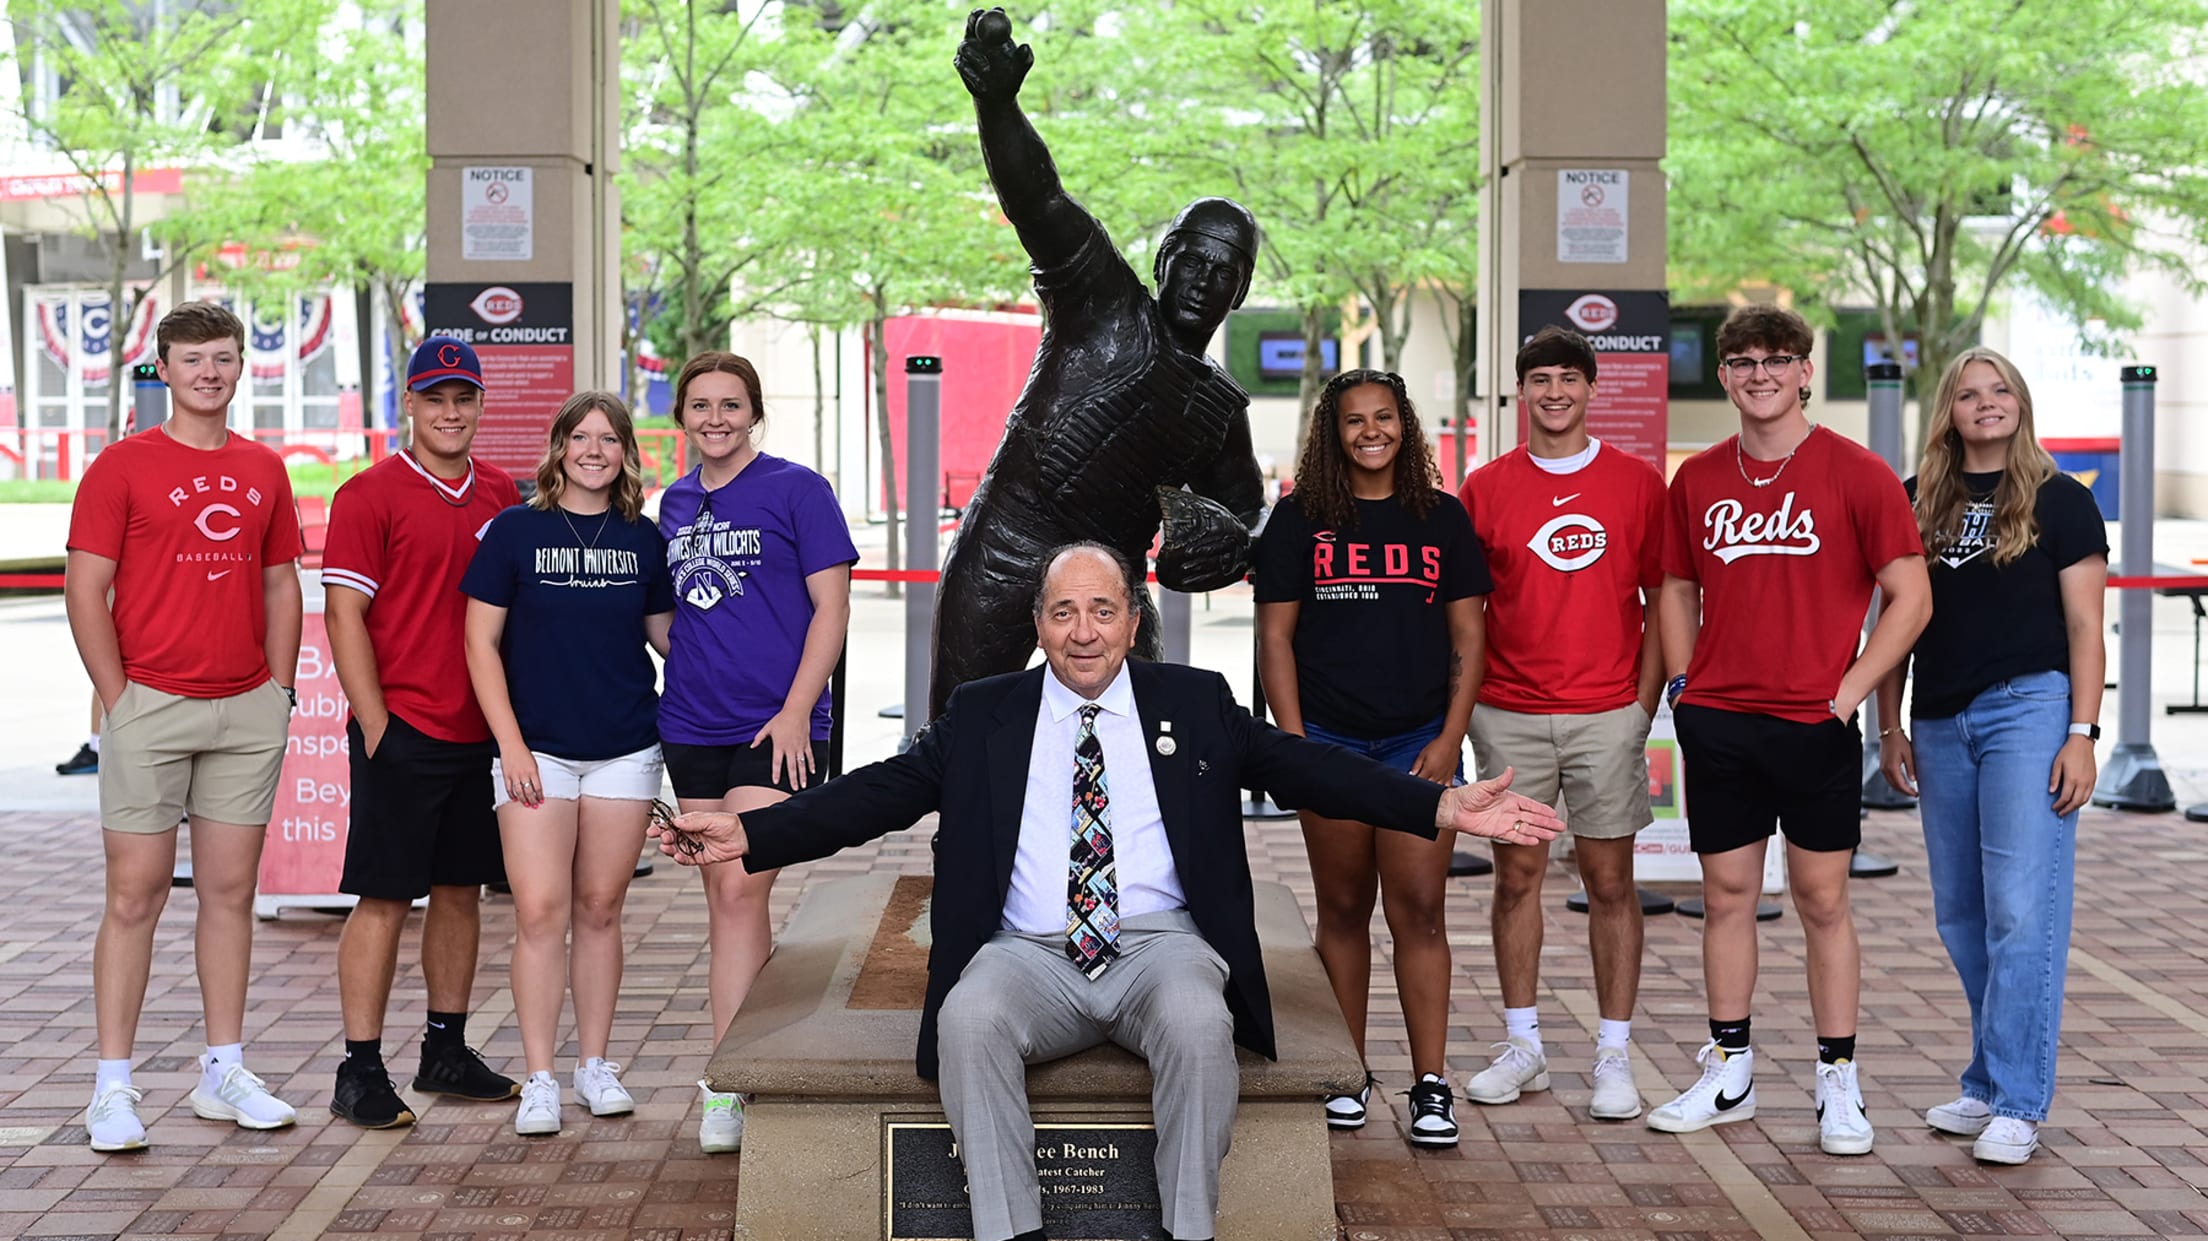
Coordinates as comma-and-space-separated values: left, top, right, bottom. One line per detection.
1477, 0, 1668, 466
423, 0, 620, 475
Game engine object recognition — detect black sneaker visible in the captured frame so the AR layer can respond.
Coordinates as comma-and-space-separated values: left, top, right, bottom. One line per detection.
414, 1041, 519, 1100
330, 1059, 416, 1129
55, 744, 98, 776
1405, 1073, 1460, 1147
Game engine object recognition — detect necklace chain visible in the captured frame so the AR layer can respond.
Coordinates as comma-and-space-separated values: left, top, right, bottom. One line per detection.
1736, 424, 1817, 489
560, 504, 612, 551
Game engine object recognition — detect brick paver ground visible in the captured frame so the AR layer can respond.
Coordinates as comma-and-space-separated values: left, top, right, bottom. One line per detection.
1, 805, 2204, 1240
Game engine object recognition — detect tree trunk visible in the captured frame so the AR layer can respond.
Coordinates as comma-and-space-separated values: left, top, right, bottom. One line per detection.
380, 277, 414, 452
871, 295, 901, 598
1295, 302, 1327, 458
811, 323, 827, 477
1451, 288, 1475, 475
1372, 280, 1409, 374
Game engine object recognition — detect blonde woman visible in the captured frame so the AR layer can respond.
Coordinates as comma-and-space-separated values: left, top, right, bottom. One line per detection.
1876, 348, 2107, 1165
462, 391, 676, 1136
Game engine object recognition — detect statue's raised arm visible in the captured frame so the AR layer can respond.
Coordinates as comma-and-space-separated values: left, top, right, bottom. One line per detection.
955, 8, 1097, 272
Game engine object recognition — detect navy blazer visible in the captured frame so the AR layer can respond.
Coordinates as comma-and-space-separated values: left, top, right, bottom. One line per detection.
739, 660, 1447, 1080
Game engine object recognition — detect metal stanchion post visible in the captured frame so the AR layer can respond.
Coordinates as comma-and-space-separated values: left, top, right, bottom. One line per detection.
902, 357, 942, 748
2094, 365, 2176, 811
1160, 586, 1193, 664
1852, 360, 1909, 877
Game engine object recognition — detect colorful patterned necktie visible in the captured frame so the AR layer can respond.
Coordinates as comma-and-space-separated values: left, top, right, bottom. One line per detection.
1066, 704, 1121, 978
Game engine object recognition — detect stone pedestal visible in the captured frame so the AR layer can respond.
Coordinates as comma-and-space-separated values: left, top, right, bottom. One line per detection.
708, 873, 1360, 1241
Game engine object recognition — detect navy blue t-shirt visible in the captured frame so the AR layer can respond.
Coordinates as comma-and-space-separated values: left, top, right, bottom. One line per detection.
460, 504, 676, 760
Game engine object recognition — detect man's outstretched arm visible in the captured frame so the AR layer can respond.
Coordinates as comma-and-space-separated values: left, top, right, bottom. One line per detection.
956, 7, 1097, 270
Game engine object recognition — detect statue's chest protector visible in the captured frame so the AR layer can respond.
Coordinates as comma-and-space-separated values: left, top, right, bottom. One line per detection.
1033, 341, 1248, 532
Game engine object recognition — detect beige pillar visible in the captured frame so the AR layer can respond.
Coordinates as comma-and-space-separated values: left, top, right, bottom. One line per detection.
1477, 0, 1668, 466
423, 0, 620, 475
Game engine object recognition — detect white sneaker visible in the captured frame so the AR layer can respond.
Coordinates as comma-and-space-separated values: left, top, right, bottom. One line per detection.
697, 1080, 744, 1153
1815, 1060, 1874, 1155
514, 1071, 561, 1136
1463, 1036, 1550, 1105
86, 1082, 148, 1152
1588, 1046, 1642, 1121
1973, 1116, 2039, 1164
1646, 1042, 1756, 1133
1324, 1073, 1375, 1129
188, 1059, 297, 1131
1926, 1095, 1993, 1136
573, 1059, 634, 1117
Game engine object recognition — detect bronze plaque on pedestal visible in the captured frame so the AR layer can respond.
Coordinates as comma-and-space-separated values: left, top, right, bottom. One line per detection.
884, 1120, 1162, 1241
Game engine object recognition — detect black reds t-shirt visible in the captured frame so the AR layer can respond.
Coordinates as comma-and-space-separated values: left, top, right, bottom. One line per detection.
1253, 490, 1492, 737
1906, 470, 2107, 719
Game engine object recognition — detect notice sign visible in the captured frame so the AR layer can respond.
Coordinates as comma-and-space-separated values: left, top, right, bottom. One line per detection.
462, 165, 533, 261
254, 610, 353, 913
424, 282, 575, 475
1558, 168, 1628, 263
1518, 289, 1670, 469
885, 1121, 1162, 1241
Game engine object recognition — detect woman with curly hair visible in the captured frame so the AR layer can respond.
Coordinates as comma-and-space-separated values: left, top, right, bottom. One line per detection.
1253, 368, 1492, 1147
461, 390, 676, 1136
1875, 348, 2106, 1165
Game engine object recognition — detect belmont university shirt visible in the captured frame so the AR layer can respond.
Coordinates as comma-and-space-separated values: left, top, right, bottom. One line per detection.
1663, 427, 1923, 724
1462, 440, 1666, 715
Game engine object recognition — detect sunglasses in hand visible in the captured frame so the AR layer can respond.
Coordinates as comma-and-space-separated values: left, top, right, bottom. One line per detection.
647, 799, 705, 859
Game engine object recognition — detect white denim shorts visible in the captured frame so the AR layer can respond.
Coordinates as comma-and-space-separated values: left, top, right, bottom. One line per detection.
492, 744, 666, 809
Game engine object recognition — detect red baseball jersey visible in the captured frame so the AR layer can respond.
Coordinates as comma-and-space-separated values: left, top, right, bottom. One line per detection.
1461, 442, 1666, 713
67, 429, 303, 698
320, 451, 519, 742
1663, 427, 1924, 723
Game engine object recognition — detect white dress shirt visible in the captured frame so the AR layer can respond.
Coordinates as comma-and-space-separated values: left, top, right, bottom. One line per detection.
1001, 663, 1190, 934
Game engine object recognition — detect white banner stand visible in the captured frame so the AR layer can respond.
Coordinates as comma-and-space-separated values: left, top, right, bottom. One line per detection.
1634, 700, 1786, 896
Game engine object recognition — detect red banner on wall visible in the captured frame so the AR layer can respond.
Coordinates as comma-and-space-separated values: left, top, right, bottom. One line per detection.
424, 282, 575, 478
1516, 290, 1671, 470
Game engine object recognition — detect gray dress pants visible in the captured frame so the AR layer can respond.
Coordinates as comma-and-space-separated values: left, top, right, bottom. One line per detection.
935, 910, 1238, 1241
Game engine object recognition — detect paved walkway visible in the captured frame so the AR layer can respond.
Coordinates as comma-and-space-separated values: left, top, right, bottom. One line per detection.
0, 800, 2204, 1241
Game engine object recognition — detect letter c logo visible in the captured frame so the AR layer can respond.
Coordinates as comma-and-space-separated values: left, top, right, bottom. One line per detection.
196, 504, 243, 542
439, 343, 461, 367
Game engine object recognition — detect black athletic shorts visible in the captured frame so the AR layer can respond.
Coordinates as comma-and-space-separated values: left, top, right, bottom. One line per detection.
1672, 702, 1861, 855
340, 713, 503, 900
661, 738, 831, 802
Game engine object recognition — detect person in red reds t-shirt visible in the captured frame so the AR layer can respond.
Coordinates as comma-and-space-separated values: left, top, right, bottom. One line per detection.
1647, 304, 1930, 1157
1457, 327, 1666, 1124
322, 337, 522, 1130
65, 302, 305, 1153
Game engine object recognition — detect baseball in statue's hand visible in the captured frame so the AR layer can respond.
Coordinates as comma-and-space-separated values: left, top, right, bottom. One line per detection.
957, 7, 1033, 102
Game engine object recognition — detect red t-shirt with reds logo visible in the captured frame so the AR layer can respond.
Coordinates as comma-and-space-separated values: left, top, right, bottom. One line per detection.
1462, 441, 1665, 714
1663, 426, 1924, 723
320, 452, 519, 743
67, 429, 303, 698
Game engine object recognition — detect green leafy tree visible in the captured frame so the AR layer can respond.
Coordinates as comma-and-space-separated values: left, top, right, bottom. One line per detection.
175, 0, 425, 426
1669, 0, 2208, 432
4, 0, 330, 438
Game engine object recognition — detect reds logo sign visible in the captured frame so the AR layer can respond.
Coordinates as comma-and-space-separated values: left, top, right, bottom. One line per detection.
470, 286, 524, 325
1564, 294, 1618, 332
1528, 512, 1608, 572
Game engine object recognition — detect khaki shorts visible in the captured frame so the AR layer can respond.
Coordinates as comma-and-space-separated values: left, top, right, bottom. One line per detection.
99, 679, 291, 834
1468, 701, 1654, 840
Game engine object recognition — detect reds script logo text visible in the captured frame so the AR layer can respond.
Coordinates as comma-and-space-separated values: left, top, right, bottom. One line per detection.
1703, 492, 1820, 563
168, 474, 267, 543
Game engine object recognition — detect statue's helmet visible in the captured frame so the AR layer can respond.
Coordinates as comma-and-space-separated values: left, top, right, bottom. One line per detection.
1154, 197, 1260, 309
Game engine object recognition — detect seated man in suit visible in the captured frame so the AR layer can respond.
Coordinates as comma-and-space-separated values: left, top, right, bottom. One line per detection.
655, 541, 1564, 1241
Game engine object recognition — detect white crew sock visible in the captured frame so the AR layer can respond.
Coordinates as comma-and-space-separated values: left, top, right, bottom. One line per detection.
204, 1043, 243, 1075
95, 1058, 133, 1094
1597, 1019, 1631, 1051
86, 734, 102, 754
1503, 1006, 1543, 1054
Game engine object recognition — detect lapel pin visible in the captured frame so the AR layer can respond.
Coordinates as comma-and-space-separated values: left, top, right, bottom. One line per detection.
1197, 759, 1210, 775
1155, 734, 1177, 756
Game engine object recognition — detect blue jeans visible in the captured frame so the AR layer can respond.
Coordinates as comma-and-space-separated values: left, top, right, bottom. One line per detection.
1911, 669, 2077, 1122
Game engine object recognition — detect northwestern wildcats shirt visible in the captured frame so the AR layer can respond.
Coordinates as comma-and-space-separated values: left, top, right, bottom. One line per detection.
1662, 427, 1923, 724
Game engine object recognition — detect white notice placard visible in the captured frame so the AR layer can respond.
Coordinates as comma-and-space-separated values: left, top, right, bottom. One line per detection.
1558, 168, 1628, 263
462, 166, 533, 261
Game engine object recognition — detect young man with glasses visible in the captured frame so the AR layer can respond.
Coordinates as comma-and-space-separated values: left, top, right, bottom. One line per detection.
1650, 305, 1930, 1155
1456, 327, 1666, 1122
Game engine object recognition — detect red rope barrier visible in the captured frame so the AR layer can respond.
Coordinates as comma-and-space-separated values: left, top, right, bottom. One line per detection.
0, 574, 65, 588
850, 568, 1165, 584
2109, 575, 2208, 590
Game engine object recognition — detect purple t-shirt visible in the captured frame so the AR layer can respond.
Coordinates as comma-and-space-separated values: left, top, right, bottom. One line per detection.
657, 454, 858, 745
